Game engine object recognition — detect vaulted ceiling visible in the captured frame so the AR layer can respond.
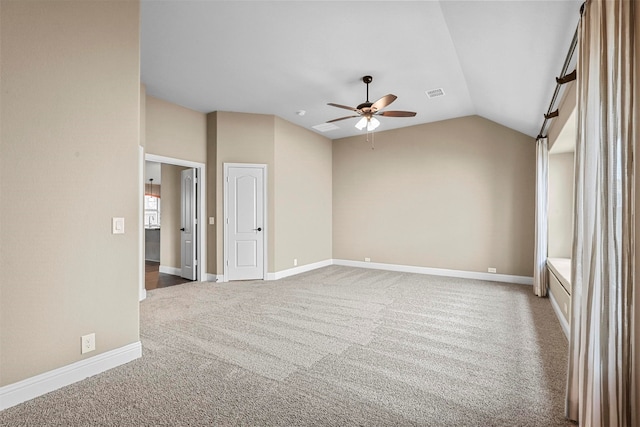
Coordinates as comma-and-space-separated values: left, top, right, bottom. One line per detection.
141, 1, 581, 140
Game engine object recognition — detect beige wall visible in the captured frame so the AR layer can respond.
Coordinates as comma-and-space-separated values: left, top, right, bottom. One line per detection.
145, 95, 206, 163
213, 112, 275, 273
333, 115, 536, 277
635, 6, 640, 420
273, 117, 332, 271
548, 152, 574, 258
140, 85, 146, 148
206, 113, 218, 274
0, 1, 140, 385
160, 164, 188, 269
209, 112, 332, 275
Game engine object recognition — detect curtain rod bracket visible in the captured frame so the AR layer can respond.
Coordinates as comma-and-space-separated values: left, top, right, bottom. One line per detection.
556, 69, 577, 85
544, 110, 559, 120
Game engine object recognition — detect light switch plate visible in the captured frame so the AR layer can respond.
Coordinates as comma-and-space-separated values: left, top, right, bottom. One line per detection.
112, 217, 125, 234
209, 217, 215, 225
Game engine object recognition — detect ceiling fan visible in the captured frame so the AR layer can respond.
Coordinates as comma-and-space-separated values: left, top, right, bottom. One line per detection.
327, 75, 416, 131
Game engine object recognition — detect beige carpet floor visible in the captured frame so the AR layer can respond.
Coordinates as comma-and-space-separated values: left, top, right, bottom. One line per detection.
0, 266, 575, 426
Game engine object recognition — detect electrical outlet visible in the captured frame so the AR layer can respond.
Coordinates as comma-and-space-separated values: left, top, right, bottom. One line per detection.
294, 258, 298, 267
488, 267, 497, 273
365, 257, 371, 262
81, 333, 96, 354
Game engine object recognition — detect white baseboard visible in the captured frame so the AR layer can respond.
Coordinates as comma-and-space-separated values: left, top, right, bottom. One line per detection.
159, 265, 181, 276
206, 273, 223, 282
0, 341, 142, 411
548, 290, 570, 340
267, 259, 333, 281
332, 259, 533, 286
219, 259, 533, 286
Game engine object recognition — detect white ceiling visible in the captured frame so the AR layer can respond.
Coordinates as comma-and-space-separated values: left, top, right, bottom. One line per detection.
141, 0, 582, 140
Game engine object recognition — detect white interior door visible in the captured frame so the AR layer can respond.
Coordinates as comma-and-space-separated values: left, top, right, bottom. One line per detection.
226, 165, 265, 281
180, 168, 197, 280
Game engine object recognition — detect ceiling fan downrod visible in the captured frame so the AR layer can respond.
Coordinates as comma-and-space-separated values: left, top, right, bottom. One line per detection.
363, 75, 372, 102
358, 75, 374, 110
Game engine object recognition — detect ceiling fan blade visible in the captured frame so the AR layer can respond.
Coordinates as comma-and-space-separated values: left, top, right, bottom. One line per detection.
328, 103, 358, 112
370, 94, 397, 112
327, 115, 359, 123
377, 110, 417, 117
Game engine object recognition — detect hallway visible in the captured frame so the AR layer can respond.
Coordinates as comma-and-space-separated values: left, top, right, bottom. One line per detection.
145, 261, 193, 290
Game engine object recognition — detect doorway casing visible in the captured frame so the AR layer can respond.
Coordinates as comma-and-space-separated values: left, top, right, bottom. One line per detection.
140, 153, 206, 300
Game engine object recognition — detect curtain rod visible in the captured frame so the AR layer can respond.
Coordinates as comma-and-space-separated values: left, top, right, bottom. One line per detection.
536, 2, 585, 140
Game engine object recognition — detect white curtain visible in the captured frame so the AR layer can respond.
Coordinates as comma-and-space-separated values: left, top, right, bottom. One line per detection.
566, 1, 636, 425
533, 137, 549, 297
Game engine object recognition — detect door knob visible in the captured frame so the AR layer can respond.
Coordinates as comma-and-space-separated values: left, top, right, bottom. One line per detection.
253, 227, 262, 231
180, 228, 185, 231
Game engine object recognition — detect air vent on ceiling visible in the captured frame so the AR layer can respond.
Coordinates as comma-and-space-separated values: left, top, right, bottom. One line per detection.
312, 123, 340, 132
425, 88, 445, 99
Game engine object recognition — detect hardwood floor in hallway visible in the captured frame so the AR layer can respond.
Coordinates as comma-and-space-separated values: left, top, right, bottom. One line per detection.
145, 261, 193, 290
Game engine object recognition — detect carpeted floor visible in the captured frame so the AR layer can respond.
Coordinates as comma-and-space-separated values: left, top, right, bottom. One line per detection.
0, 266, 575, 426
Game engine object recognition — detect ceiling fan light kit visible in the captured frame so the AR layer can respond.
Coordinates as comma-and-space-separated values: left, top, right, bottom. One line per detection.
355, 116, 380, 131
327, 75, 417, 134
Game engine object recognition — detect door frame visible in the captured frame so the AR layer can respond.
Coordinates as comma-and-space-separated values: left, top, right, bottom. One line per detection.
180, 168, 197, 281
223, 163, 268, 282
141, 153, 206, 300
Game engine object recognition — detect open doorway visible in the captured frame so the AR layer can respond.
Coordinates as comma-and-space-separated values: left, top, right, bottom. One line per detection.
141, 154, 206, 296
144, 161, 192, 290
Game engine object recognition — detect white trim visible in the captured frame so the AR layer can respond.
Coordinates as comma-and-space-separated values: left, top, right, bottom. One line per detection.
159, 265, 181, 276
0, 342, 142, 411
206, 273, 223, 282
548, 290, 570, 340
223, 163, 268, 282
145, 154, 206, 170
332, 259, 533, 285
144, 154, 206, 284
267, 259, 333, 281
264, 259, 533, 286
139, 146, 147, 301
